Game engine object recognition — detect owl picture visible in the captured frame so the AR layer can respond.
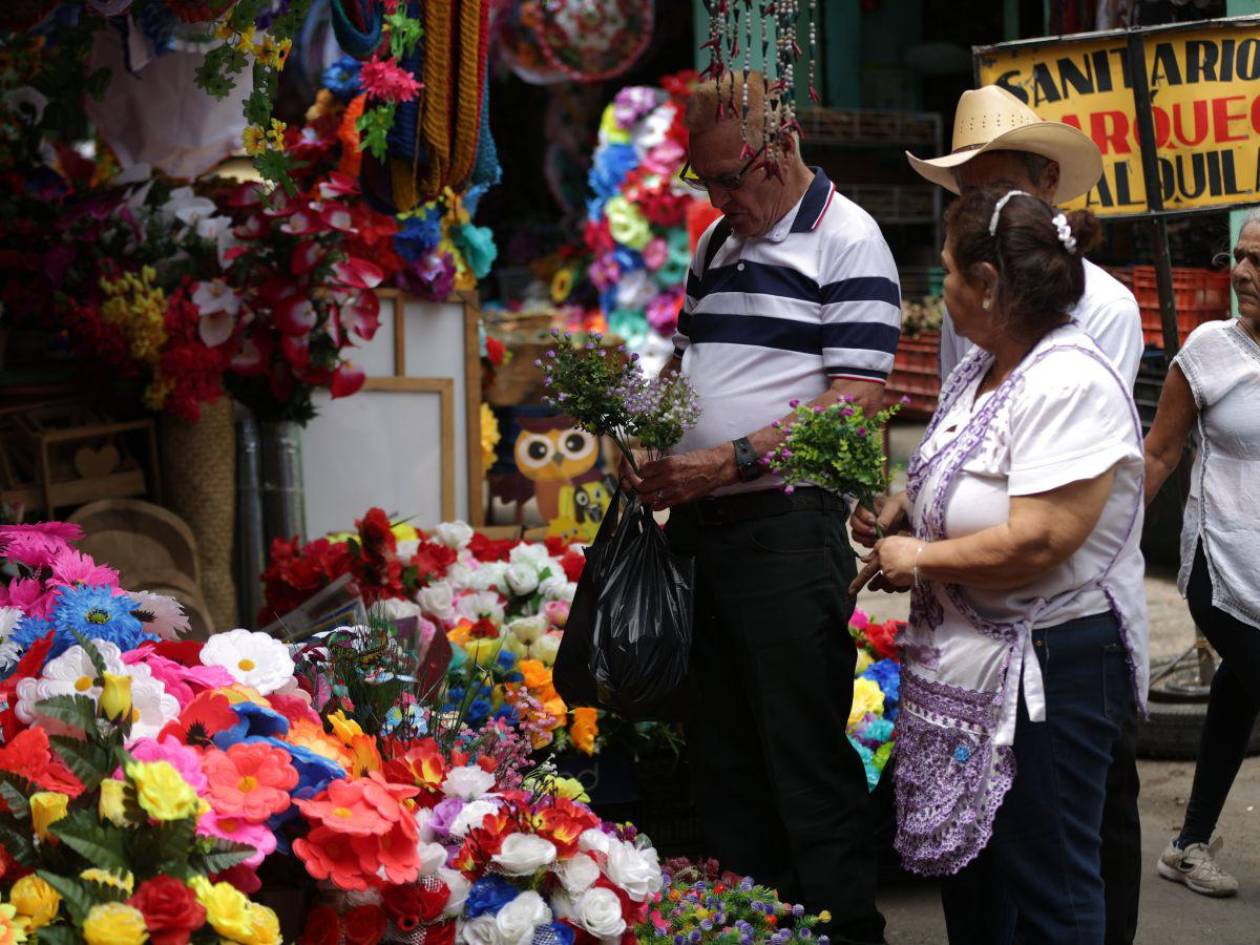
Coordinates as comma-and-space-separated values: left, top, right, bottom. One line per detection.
511, 416, 602, 522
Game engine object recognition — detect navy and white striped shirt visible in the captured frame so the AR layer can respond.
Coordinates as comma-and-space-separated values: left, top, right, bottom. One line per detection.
672, 168, 902, 487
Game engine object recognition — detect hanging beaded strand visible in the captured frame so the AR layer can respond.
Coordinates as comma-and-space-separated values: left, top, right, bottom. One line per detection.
740, 0, 753, 158
808, 0, 820, 104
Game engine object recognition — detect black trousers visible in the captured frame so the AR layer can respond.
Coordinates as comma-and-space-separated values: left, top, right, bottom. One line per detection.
1100, 706, 1141, 945
1179, 542, 1260, 846
667, 489, 885, 945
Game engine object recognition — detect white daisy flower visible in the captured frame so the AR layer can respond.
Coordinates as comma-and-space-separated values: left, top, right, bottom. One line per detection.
200, 628, 295, 694
0, 606, 24, 674
15, 641, 126, 730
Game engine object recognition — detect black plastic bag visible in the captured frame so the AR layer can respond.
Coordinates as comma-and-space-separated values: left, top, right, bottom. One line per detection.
555, 487, 694, 720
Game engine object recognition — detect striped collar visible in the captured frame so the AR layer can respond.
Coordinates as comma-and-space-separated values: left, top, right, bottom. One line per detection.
763, 167, 836, 243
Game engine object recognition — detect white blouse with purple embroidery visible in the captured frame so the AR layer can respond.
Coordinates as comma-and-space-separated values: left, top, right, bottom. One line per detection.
893, 323, 1149, 877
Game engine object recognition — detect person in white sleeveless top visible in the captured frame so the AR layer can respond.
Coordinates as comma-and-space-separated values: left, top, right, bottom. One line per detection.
854, 190, 1149, 945
1143, 211, 1260, 898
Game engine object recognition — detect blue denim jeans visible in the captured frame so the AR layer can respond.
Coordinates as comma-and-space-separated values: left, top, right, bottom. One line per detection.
940, 611, 1132, 945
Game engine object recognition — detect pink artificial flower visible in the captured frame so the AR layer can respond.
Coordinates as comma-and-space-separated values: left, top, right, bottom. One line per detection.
0, 523, 82, 569
122, 651, 234, 707
125, 736, 209, 794
280, 207, 324, 237
641, 237, 668, 271
645, 289, 683, 334
197, 810, 277, 869
332, 257, 385, 289
588, 254, 620, 291
267, 692, 322, 728
542, 600, 569, 629
330, 362, 366, 399
360, 59, 423, 103
337, 290, 381, 342
643, 140, 685, 176
319, 203, 356, 233
0, 577, 58, 618
290, 240, 325, 276
47, 548, 120, 588
273, 295, 318, 335
318, 172, 359, 199
850, 608, 870, 631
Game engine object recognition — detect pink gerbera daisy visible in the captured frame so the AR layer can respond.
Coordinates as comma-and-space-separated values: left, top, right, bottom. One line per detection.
359, 59, 423, 103
0, 523, 82, 569
48, 548, 121, 588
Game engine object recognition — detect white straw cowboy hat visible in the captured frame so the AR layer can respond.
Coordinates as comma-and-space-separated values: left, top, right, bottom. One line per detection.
907, 85, 1103, 203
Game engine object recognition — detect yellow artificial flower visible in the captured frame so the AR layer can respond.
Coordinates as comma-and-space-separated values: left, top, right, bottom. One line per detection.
82, 902, 147, 945
848, 677, 886, 728
98, 778, 131, 827
9, 875, 60, 930
569, 707, 599, 756
327, 709, 364, 746
99, 268, 167, 365
0, 903, 26, 945
99, 671, 133, 723
480, 402, 500, 472
127, 760, 200, 822
854, 649, 873, 676
213, 22, 235, 42
195, 880, 254, 943
442, 187, 470, 227
392, 522, 420, 543
142, 376, 173, 413
605, 196, 652, 250
550, 267, 574, 304
81, 868, 135, 896
266, 117, 288, 150
549, 776, 591, 804
253, 35, 292, 69
599, 104, 631, 144
237, 25, 257, 50
242, 124, 267, 156
29, 791, 69, 842
238, 904, 281, 945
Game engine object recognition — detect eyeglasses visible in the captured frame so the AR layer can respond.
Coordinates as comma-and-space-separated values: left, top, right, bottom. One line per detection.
678, 144, 766, 193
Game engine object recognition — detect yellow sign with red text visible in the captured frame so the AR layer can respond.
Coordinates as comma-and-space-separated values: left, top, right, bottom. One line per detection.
977, 24, 1260, 216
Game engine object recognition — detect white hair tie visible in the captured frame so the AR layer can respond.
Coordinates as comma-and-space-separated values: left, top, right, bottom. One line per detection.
1051, 212, 1077, 254
988, 190, 1028, 236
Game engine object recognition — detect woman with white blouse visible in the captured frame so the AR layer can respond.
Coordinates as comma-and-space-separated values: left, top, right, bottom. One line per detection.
1142, 212, 1260, 899
854, 189, 1149, 945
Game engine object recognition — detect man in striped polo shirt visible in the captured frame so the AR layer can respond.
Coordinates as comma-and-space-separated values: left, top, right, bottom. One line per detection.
629, 73, 897, 945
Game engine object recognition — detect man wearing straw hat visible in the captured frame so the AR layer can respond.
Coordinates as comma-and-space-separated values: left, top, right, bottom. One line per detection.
909, 85, 1144, 945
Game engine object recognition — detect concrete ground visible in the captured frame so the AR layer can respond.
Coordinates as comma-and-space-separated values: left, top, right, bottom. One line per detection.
865, 423, 1260, 944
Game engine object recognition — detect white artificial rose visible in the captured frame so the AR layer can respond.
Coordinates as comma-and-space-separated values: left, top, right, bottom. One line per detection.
445, 562, 476, 591
440, 868, 472, 917
552, 852, 600, 895
450, 799, 500, 837
443, 765, 498, 800
578, 828, 613, 857
415, 806, 436, 843
536, 574, 567, 601
528, 634, 562, 666
418, 841, 447, 876
505, 563, 539, 598
456, 591, 505, 624
470, 562, 509, 595
459, 914, 498, 945
606, 840, 663, 902
396, 539, 420, 560
435, 521, 475, 550
418, 582, 457, 623
494, 891, 552, 945
378, 598, 422, 622
508, 615, 547, 645
575, 887, 626, 940
492, 833, 558, 877
509, 542, 551, 569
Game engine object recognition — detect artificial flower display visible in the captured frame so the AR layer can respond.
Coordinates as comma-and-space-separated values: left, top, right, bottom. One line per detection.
581, 72, 701, 362
847, 609, 903, 791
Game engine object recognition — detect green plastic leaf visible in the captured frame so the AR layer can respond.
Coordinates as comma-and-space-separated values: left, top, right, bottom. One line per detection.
192, 840, 257, 875
386, 9, 425, 59
68, 633, 109, 680
0, 775, 33, 820
0, 819, 37, 866
35, 695, 97, 734
37, 872, 98, 926
243, 87, 274, 128
35, 925, 77, 945
356, 104, 396, 161
49, 810, 129, 872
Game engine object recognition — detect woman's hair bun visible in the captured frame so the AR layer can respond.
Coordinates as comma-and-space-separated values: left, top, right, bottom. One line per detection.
1064, 209, 1102, 255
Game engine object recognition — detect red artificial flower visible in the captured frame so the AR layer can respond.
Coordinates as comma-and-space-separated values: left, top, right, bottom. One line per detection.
126, 876, 207, 945
331, 361, 366, 399
355, 508, 396, 557
342, 904, 387, 945
559, 548, 586, 584
333, 257, 385, 290
0, 727, 83, 798
212, 864, 261, 894
583, 219, 614, 256
423, 922, 457, 945
412, 541, 457, 584
300, 905, 341, 945
468, 617, 498, 640
867, 619, 903, 662
533, 797, 601, 857
147, 640, 205, 667
382, 879, 450, 930
484, 335, 505, 366
0, 630, 55, 742
158, 690, 238, 747
383, 738, 448, 803
338, 290, 381, 342
467, 533, 518, 563
360, 59, 423, 103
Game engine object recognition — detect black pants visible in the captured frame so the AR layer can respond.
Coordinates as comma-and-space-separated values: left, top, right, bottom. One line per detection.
940, 614, 1131, 945
1100, 706, 1141, 945
667, 489, 885, 945
1178, 542, 1260, 846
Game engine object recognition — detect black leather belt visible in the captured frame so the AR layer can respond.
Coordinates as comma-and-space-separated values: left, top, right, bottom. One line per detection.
679, 486, 844, 527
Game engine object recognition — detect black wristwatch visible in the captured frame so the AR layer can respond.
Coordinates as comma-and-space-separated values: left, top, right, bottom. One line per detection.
732, 436, 763, 482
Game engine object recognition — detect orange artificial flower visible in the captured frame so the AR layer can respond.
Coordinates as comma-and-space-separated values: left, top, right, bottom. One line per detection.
296, 779, 396, 837
384, 739, 448, 800
347, 734, 382, 777
293, 826, 377, 891
284, 719, 354, 771
202, 742, 299, 821
446, 622, 474, 650
518, 659, 552, 694
569, 708, 599, 756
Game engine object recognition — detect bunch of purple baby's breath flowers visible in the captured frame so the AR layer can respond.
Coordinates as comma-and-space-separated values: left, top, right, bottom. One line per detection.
538, 329, 700, 474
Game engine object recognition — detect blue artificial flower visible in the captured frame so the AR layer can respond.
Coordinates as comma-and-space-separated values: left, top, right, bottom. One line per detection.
463, 182, 491, 218
213, 701, 291, 749
953, 744, 972, 764
589, 143, 638, 199
535, 923, 576, 945
322, 55, 363, 101
860, 718, 895, 744
6, 615, 55, 660
393, 209, 444, 263
502, 670, 524, 684
446, 685, 467, 705
249, 737, 346, 800
847, 735, 880, 792
452, 223, 498, 279
587, 195, 609, 223
465, 877, 518, 919
612, 247, 644, 274
862, 659, 901, 705
495, 649, 517, 673
48, 585, 152, 659
493, 705, 520, 727
467, 698, 493, 725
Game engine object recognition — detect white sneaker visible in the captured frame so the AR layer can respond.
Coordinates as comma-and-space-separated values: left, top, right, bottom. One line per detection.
1158, 837, 1239, 897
